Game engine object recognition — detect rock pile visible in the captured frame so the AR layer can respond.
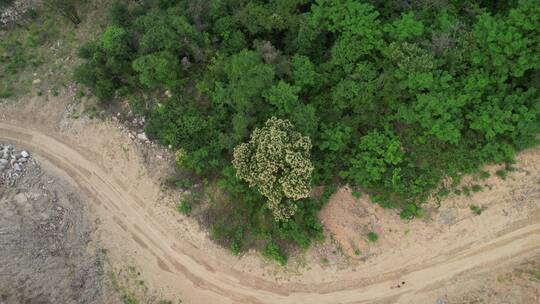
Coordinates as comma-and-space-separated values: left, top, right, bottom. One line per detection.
0, 153, 119, 303
0, 0, 39, 26
0, 143, 32, 184
112, 112, 155, 146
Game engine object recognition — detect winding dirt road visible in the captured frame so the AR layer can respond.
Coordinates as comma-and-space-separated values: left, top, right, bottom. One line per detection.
1, 121, 539, 304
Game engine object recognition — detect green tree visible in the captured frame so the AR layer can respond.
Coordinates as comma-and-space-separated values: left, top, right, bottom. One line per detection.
132, 51, 179, 89
202, 50, 275, 111
343, 130, 403, 187
101, 25, 131, 57
384, 12, 424, 41
264, 81, 300, 115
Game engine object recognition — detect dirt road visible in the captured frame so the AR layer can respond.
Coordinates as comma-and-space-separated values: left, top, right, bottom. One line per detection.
1, 120, 539, 304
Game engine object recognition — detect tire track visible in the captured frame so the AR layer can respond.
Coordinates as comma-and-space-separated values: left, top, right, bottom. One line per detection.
2, 121, 539, 304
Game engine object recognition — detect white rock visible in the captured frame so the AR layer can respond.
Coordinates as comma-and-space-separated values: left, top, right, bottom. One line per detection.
20, 150, 29, 158
137, 133, 148, 141
14, 193, 28, 204
32, 79, 41, 84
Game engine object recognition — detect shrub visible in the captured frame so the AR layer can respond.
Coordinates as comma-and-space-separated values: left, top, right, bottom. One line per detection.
352, 190, 361, 198
367, 232, 378, 242
462, 186, 471, 196
479, 171, 491, 180
470, 205, 484, 215
263, 241, 287, 265
472, 184, 483, 192
0, 88, 14, 99
496, 169, 508, 180
400, 203, 419, 220
176, 200, 192, 215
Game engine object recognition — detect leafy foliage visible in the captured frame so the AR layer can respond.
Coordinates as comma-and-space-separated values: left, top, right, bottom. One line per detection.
367, 232, 378, 242
177, 200, 192, 215
75, 0, 540, 263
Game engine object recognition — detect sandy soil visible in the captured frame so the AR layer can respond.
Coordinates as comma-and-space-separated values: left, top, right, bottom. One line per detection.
1, 93, 539, 304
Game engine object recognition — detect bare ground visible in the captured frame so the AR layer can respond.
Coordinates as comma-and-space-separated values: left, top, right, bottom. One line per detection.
0, 93, 539, 303
0, 147, 119, 304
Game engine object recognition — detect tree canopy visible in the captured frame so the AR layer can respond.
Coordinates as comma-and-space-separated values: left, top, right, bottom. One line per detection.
75, 0, 540, 263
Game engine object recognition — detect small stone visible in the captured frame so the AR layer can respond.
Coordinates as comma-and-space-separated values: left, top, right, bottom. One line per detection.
14, 193, 28, 204
137, 132, 148, 141
18, 157, 27, 163
181, 57, 192, 70
20, 150, 29, 158
32, 79, 41, 85
13, 163, 22, 171
435, 298, 447, 304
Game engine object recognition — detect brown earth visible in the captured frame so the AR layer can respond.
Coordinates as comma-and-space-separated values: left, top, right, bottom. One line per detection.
1, 93, 539, 304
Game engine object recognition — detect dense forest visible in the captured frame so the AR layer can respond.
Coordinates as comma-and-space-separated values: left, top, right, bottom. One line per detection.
74, 0, 540, 263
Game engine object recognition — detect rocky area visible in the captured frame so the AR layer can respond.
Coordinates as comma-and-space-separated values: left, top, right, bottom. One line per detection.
0, 144, 31, 186
0, 0, 40, 26
0, 144, 119, 304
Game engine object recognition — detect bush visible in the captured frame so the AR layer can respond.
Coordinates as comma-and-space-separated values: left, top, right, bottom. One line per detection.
263, 241, 287, 265
470, 205, 484, 215
496, 169, 508, 180
479, 171, 491, 180
367, 232, 378, 242
400, 203, 420, 220
176, 200, 192, 215
462, 186, 471, 196
472, 184, 483, 193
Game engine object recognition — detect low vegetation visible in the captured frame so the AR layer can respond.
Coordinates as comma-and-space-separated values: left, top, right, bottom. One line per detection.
367, 232, 379, 242
470, 204, 485, 215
